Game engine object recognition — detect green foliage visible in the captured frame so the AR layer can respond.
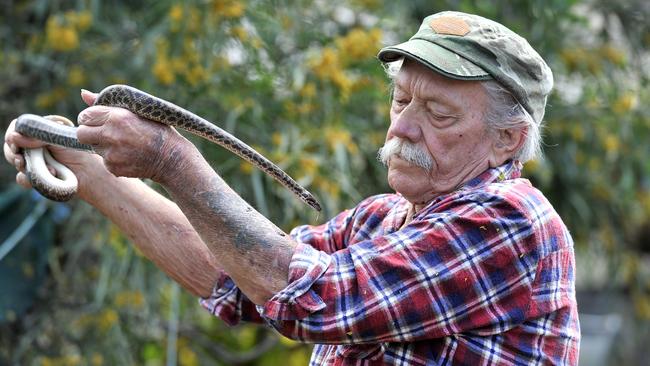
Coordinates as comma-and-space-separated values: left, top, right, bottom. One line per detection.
0, 0, 649, 364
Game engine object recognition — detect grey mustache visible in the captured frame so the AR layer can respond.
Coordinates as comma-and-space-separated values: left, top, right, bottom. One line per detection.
377, 137, 433, 171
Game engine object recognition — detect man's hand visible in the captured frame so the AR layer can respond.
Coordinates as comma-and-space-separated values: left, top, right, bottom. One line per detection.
76, 90, 193, 184
4, 102, 104, 201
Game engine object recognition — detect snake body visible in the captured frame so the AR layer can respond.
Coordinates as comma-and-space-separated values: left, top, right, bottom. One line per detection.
15, 85, 321, 211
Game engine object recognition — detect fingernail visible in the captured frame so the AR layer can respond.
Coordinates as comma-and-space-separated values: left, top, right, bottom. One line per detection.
14, 157, 20, 167
9, 143, 17, 153
81, 88, 90, 95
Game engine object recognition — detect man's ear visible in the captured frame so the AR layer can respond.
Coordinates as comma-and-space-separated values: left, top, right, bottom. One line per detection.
489, 127, 527, 167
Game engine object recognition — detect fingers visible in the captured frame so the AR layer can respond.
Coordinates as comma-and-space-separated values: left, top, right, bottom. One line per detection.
7, 131, 50, 149
76, 124, 103, 146
81, 89, 98, 106
78, 105, 112, 127
16, 172, 32, 189
3, 138, 16, 165
76, 106, 113, 146
4, 118, 45, 168
5, 146, 24, 173
5, 118, 49, 151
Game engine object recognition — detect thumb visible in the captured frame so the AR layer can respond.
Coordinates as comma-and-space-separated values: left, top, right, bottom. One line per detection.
80, 89, 98, 106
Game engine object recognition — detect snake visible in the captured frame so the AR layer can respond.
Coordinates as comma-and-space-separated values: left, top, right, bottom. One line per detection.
14, 84, 321, 211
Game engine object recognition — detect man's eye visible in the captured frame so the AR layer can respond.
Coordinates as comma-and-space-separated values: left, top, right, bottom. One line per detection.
394, 99, 409, 107
430, 113, 458, 127
432, 113, 452, 120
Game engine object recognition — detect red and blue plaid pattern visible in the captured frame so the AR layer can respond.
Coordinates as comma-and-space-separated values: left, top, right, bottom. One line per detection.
201, 161, 580, 365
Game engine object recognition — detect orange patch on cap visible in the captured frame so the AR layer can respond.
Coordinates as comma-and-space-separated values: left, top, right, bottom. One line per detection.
429, 17, 470, 36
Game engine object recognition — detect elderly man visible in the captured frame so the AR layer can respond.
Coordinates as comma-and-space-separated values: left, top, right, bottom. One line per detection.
5, 11, 579, 365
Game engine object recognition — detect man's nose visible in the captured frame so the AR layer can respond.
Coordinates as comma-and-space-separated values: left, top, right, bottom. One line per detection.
387, 108, 421, 143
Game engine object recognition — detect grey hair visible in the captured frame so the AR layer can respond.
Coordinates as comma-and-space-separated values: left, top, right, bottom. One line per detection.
481, 81, 541, 162
382, 58, 542, 163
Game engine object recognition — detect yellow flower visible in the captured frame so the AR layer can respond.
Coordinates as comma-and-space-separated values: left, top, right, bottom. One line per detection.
316, 179, 341, 199
169, 4, 184, 22
97, 309, 118, 332
230, 25, 248, 42
240, 161, 253, 174
250, 37, 263, 49
308, 47, 355, 100
280, 14, 293, 30
153, 58, 176, 85
169, 4, 184, 32
330, 70, 352, 101
569, 125, 585, 142
108, 224, 129, 257
185, 65, 209, 86
310, 47, 341, 78
283, 100, 298, 116
179, 346, 199, 366
299, 82, 317, 99
296, 102, 315, 115
91, 353, 104, 366
155, 37, 170, 57
114, 290, 145, 309
64, 10, 93, 31
36, 92, 55, 109
299, 157, 319, 176
587, 157, 601, 173
370, 130, 387, 146
612, 92, 638, 114
211, 0, 245, 18
35, 88, 67, 109
187, 6, 202, 34
46, 16, 79, 52
324, 127, 357, 153
171, 57, 188, 75
599, 44, 626, 66
633, 293, 650, 319
603, 134, 620, 154
67, 66, 86, 86
335, 28, 382, 62
559, 48, 587, 72
75, 10, 93, 31
211, 55, 231, 72
271, 132, 284, 146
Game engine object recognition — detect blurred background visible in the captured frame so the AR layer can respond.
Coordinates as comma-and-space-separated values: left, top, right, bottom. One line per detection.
0, 0, 648, 365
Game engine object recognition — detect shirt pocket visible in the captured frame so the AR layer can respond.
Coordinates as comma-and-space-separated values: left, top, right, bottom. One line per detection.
336, 343, 385, 361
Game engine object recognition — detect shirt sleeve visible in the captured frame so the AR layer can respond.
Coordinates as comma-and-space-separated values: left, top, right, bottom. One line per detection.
199, 270, 265, 325
258, 192, 547, 344
289, 205, 359, 254
198, 200, 366, 325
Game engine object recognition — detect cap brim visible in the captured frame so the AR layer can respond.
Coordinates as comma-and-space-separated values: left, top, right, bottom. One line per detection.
378, 38, 491, 80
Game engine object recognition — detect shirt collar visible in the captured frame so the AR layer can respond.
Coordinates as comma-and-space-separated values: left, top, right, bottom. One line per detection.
458, 160, 522, 191
388, 160, 522, 226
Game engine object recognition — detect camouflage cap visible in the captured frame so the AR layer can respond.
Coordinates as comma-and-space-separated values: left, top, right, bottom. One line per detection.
377, 11, 553, 124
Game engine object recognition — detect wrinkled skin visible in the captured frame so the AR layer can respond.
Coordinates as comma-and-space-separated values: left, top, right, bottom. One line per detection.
385, 59, 524, 210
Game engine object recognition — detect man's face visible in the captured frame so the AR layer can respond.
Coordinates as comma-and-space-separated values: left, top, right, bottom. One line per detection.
382, 59, 495, 205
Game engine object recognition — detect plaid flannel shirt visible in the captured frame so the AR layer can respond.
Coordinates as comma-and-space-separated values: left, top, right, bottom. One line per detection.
200, 161, 580, 365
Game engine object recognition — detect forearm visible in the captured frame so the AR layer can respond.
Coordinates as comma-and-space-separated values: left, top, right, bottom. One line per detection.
159, 144, 295, 305
82, 162, 220, 297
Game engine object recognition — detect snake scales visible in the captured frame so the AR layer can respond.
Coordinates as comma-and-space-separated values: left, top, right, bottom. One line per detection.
15, 84, 321, 211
